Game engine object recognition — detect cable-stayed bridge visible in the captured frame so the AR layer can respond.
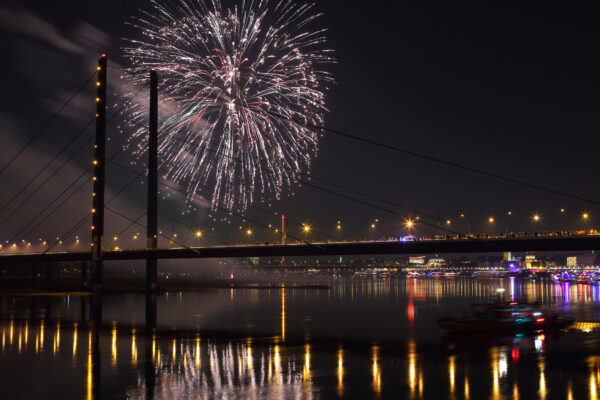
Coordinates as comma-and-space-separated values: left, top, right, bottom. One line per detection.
1, 54, 599, 292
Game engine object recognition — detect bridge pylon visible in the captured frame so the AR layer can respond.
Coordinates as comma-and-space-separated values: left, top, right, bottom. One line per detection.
91, 54, 107, 292
146, 69, 158, 292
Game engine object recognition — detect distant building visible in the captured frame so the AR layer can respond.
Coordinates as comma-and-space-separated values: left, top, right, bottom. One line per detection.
525, 255, 536, 269
409, 256, 426, 266
427, 258, 446, 268
567, 253, 597, 268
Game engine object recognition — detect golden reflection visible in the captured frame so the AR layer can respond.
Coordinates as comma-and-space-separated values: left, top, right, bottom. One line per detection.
372, 345, 381, 395
592, 371, 598, 400
513, 383, 519, 399
55, 322, 60, 353
40, 321, 44, 351
246, 338, 253, 372
111, 326, 117, 366
418, 372, 423, 397
448, 355, 456, 394
567, 382, 573, 400
18, 329, 22, 353
172, 339, 177, 363
337, 347, 344, 396
87, 330, 92, 400
281, 287, 286, 342
408, 339, 417, 394
273, 344, 281, 381
152, 335, 156, 362
303, 343, 311, 382
73, 322, 78, 359
491, 348, 500, 399
2, 326, 5, 350
9, 320, 13, 345
24, 322, 28, 347
131, 330, 137, 366
539, 358, 546, 399
35, 333, 38, 353
195, 337, 201, 369
464, 376, 470, 399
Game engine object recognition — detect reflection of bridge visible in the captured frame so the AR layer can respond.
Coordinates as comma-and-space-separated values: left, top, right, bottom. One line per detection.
2, 54, 600, 292
2, 235, 600, 263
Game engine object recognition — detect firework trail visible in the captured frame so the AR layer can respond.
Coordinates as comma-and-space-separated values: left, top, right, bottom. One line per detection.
122, 0, 334, 213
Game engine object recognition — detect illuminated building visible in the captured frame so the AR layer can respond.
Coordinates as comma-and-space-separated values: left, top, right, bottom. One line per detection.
409, 256, 426, 266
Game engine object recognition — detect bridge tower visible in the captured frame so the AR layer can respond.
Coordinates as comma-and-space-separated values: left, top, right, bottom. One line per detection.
281, 214, 286, 266
146, 69, 158, 292
91, 54, 107, 292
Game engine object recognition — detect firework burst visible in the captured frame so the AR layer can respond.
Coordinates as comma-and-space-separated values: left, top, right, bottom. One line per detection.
122, 0, 334, 212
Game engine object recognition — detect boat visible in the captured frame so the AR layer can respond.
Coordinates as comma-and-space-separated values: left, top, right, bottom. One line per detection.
438, 302, 572, 334
428, 271, 444, 279
576, 273, 592, 284
559, 271, 575, 283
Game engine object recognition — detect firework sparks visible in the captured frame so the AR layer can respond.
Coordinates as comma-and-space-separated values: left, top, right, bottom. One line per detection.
122, 0, 334, 212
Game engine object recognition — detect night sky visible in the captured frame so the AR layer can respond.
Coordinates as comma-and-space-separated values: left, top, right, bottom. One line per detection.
1, 0, 600, 249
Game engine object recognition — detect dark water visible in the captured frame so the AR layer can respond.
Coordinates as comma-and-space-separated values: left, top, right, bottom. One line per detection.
1, 276, 600, 399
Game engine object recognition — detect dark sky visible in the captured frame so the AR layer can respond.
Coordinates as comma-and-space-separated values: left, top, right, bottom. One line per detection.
1, 0, 600, 249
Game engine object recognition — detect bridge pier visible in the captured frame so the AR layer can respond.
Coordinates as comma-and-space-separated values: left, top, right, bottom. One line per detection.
145, 293, 157, 332
81, 261, 88, 289
146, 69, 158, 292
31, 261, 37, 288
45, 262, 52, 288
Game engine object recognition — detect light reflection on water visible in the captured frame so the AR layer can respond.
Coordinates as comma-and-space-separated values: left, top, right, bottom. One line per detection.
1, 277, 600, 398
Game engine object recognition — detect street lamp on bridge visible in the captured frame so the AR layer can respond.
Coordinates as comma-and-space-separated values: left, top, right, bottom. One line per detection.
582, 212, 590, 220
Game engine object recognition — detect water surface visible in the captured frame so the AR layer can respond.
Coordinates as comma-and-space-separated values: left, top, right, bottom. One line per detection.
1, 276, 599, 399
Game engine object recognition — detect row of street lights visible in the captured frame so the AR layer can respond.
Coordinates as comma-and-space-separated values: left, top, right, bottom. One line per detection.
2, 208, 595, 251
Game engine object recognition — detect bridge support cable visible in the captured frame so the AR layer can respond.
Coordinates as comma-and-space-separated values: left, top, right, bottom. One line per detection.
307, 122, 600, 207
105, 211, 146, 249
46, 214, 91, 254
91, 54, 107, 292
0, 81, 148, 243
43, 159, 150, 254
146, 70, 159, 292
1, 166, 92, 250
12, 126, 147, 256
156, 179, 312, 245
162, 135, 468, 240
157, 211, 227, 246
102, 156, 311, 247
0, 134, 94, 224
19, 173, 92, 244
107, 157, 331, 246
104, 206, 204, 255
0, 71, 97, 176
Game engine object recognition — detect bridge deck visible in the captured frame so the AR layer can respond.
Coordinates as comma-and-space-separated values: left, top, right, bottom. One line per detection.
1, 236, 600, 263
